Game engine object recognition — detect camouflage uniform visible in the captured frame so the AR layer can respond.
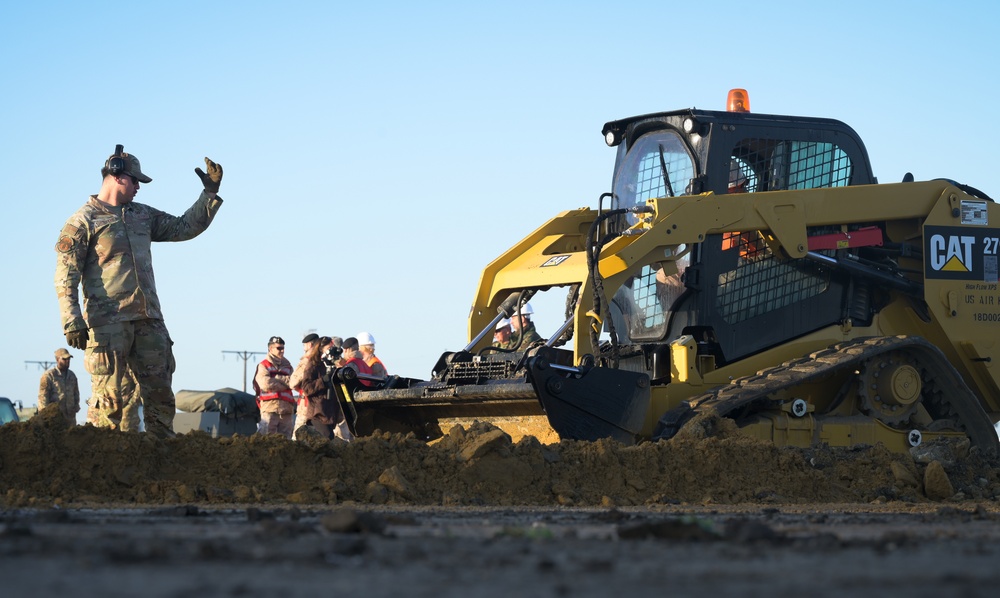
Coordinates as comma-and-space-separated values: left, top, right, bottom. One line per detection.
38, 366, 80, 425
492, 338, 516, 350
85, 397, 101, 426
254, 355, 295, 438
82, 367, 138, 429
55, 192, 222, 437
510, 321, 542, 348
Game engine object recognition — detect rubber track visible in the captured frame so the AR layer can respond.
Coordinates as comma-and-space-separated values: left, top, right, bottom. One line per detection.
655, 336, 999, 455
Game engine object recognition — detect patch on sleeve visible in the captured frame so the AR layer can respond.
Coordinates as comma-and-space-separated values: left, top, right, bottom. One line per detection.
56, 223, 83, 253
56, 236, 75, 253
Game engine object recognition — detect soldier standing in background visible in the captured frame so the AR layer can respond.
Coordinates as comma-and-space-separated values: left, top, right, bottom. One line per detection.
253, 336, 295, 438
54, 146, 223, 437
38, 348, 80, 425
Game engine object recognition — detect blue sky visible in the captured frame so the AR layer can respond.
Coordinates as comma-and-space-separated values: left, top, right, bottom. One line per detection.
2, 1, 999, 420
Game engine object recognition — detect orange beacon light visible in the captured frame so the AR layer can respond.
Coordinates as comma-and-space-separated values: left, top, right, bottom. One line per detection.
727, 89, 750, 113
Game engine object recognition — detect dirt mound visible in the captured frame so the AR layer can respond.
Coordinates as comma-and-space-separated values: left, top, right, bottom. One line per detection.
2, 408, 999, 508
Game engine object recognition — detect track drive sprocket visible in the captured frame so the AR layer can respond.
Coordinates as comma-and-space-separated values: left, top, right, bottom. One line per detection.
857, 350, 923, 424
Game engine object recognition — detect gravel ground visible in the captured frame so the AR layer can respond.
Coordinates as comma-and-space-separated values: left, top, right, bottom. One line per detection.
3, 504, 1000, 597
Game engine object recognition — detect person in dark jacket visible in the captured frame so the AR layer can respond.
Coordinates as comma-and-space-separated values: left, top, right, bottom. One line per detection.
291, 333, 352, 441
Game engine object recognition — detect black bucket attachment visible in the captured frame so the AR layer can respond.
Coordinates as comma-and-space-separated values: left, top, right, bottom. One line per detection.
337, 345, 651, 444
527, 354, 650, 444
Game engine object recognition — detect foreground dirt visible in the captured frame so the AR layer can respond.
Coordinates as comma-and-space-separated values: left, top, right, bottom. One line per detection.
3, 407, 1000, 508
4, 409, 1000, 595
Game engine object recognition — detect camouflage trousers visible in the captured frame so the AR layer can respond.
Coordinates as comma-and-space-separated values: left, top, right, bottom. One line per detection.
84, 319, 176, 438
85, 381, 140, 430
259, 411, 294, 439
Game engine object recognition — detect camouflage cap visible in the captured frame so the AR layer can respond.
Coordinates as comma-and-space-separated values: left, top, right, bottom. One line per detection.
105, 152, 153, 183
55, 348, 72, 359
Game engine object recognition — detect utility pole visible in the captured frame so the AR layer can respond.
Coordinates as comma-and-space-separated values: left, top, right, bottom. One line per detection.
25, 360, 55, 371
222, 350, 266, 393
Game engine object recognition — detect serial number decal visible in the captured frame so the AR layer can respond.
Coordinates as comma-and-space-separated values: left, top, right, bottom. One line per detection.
973, 313, 1000, 322
961, 199, 989, 226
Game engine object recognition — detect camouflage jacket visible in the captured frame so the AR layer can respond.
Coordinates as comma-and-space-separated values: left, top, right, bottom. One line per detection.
492, 338, 515, 350
38, 367, 80, 419
55, 192, 223, 332
510, 321, 542, 348
255, 355, 295, 415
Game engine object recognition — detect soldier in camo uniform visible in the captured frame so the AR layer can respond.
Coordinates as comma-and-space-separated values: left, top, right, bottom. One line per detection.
253, 336, 295, 438
54, 147, 224, 437
492, 318, 514, 350
509, 303, 542, 348
38, 347, 80, 425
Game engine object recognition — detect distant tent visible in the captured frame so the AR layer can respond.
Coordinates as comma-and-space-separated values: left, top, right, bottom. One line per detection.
174, 388, 260, 437
175, 387, 259, 419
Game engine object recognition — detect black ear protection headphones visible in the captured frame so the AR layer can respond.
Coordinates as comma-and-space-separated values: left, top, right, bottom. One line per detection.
107, 144, 126, 176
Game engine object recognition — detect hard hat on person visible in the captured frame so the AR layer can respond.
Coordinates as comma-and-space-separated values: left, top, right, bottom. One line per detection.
495, 318, 511, 330
515, 303, 533, 316
357, 332, 375, 346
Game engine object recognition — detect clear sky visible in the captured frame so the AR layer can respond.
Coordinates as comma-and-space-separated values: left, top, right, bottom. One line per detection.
2, 1, 999, 422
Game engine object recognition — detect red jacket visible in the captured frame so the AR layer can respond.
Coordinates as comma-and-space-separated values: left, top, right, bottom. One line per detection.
344, 357, 375, 386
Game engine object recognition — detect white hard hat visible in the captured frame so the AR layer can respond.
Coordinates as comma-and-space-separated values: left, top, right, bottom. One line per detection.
495, 318, 511, 330
515, 303, 533, 316
357, 331, 375, 345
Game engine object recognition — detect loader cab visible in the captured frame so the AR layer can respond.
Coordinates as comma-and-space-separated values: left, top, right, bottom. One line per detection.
602, 108, 877, 365
603, 108, 875, 210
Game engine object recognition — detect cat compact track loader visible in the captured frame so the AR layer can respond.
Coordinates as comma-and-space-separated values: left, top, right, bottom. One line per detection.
334, 89, 1000, 455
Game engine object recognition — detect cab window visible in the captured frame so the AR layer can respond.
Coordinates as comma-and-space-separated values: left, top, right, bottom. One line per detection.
612, 130, 695, 209
610, 130, 694, 341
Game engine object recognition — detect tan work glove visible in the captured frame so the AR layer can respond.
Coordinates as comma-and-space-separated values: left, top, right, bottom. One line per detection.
194, 157, 223, 193
66, 329, 88, 350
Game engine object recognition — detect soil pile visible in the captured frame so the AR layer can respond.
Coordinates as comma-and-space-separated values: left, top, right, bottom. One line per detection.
2, 407, 999, 508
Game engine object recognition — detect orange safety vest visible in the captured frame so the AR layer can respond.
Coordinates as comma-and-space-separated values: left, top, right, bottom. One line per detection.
256, 359, 295, 404
365, 355, 386, 376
